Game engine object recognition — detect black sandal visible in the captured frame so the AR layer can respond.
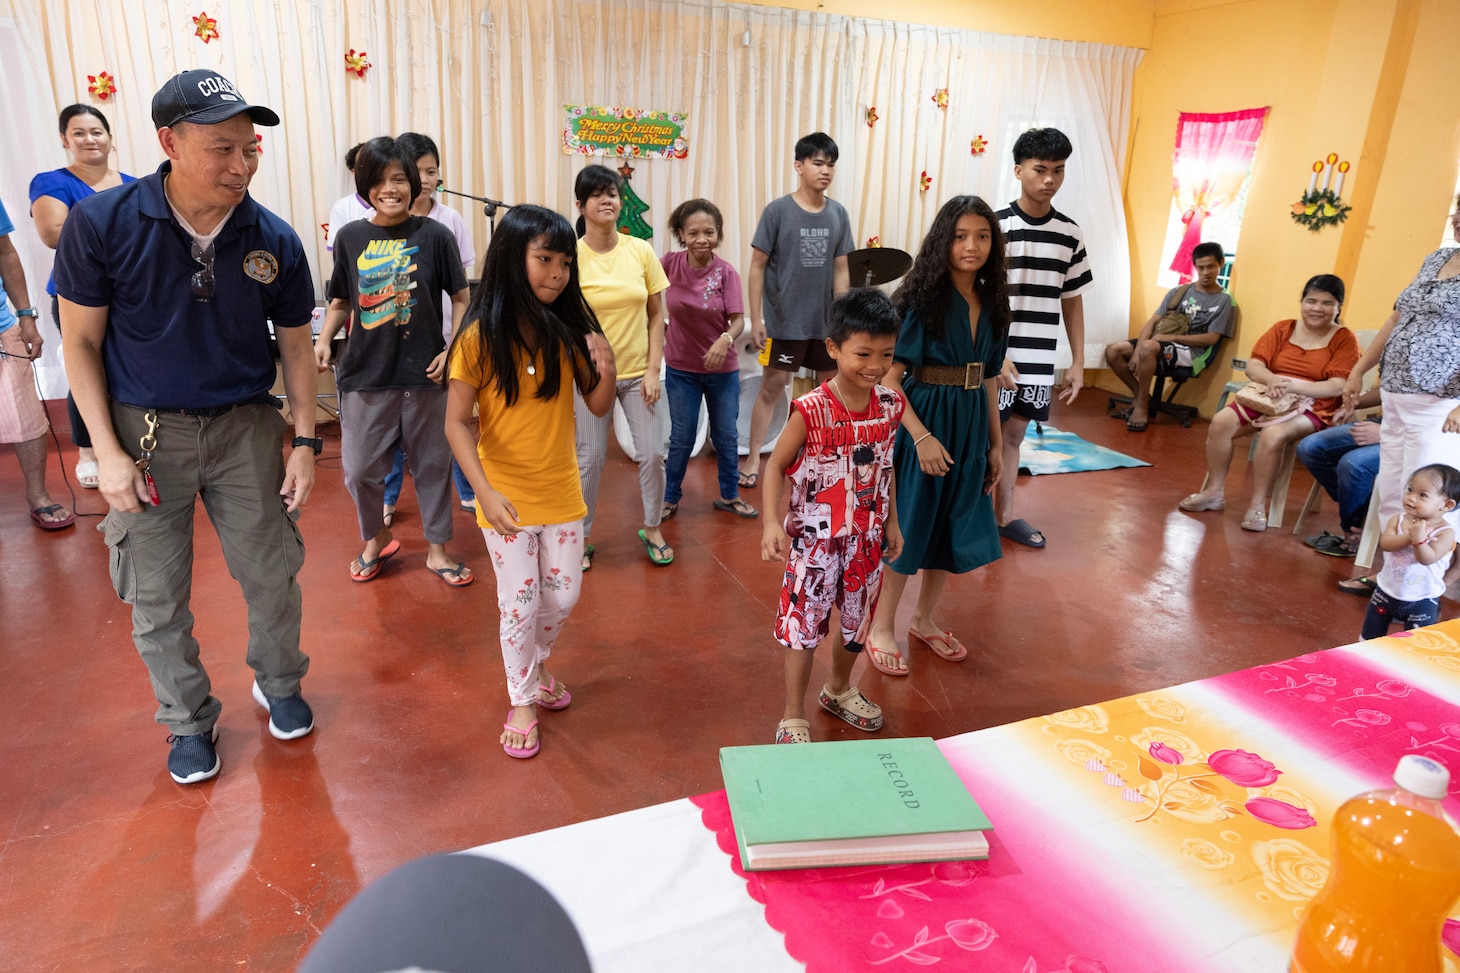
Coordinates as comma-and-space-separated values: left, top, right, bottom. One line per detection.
1337, 575, 1377, 597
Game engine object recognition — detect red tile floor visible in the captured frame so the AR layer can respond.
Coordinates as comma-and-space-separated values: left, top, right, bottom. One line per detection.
0, 392, 1437, 970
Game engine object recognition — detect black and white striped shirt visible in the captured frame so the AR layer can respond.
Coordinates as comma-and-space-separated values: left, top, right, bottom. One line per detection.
996, 200, 1093, 386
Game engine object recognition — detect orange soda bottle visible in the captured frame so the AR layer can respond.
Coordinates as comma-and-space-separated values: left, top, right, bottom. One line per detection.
1291, 755, 1460, 972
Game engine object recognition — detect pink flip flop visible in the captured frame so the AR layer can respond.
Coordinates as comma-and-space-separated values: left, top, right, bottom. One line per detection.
502, 711, 540, 759
908, 627, 968, 662
865, 640, 909, 677
536, 676, 571, 711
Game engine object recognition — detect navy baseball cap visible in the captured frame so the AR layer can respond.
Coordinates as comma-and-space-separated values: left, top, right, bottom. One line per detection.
151, 69, 280, 129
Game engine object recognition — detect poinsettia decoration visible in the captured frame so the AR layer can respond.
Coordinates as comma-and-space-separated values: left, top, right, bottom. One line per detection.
87, 71, 117, 101
931, 88, 949, 109
192, 11, 219, 44
970, 135, 988, 155
865, 106, 879, 128
344, 49, 371, 79
866, 236, 881, 248
919, 171, 932, 193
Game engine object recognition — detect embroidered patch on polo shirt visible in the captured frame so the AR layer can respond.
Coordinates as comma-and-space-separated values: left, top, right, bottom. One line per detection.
243, 250, 279, 283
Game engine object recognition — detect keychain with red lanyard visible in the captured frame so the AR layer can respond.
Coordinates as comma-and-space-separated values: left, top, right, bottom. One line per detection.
136, 410, 162, 506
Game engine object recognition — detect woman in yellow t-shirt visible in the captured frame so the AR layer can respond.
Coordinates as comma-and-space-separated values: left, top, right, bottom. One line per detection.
446, 205, 617, 760
573, 164, 673, 567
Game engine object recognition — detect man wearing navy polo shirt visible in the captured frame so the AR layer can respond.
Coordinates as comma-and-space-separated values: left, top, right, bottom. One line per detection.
56, 70, 320, 784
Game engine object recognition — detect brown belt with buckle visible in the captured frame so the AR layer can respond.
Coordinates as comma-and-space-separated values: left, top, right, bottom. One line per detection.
913, 363, 985, 389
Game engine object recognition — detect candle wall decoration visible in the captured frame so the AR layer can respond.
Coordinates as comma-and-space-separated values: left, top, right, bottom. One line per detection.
1290, 153, 1352, 232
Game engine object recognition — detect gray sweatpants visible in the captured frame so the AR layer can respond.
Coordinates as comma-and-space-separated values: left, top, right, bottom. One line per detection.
339, 386, 454, 544
102, 400, 309, 736
574, 376, 665, 539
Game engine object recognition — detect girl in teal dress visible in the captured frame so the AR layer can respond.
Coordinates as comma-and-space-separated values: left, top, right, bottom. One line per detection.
864, 196, 1010, 676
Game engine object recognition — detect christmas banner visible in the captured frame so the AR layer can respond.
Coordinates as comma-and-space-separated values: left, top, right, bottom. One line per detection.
562, 105, 689, 160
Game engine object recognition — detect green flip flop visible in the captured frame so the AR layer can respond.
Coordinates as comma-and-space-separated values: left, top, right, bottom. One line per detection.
637, 529, 674, 566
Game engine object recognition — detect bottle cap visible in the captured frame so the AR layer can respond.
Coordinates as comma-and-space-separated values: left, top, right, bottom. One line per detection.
1394, 755, 1451, 799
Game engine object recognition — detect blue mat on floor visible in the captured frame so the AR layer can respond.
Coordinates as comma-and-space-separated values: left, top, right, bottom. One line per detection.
1018, 424, 1151, 475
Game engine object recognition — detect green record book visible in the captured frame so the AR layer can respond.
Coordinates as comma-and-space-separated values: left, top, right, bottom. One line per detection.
719, 737, 992, 871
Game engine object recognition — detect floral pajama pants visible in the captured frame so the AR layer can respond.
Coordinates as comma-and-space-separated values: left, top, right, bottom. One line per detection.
483, 521, 584, 706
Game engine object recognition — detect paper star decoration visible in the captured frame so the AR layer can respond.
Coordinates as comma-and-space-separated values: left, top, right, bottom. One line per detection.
255, 134, 263, 154
919, 171, 932, 193
192, 11, 219, 44
931, 88, 949, 109
865, 106, 879, 128
87, 71, 117, 101
321, 222, 331, 243
866, 236, 881, 248
344, 49, 371, 79
970, 135, 988, 155
617, 162, 635, 179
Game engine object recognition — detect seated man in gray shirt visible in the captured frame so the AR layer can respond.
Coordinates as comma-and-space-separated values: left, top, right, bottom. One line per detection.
1104, 241, 1236, 431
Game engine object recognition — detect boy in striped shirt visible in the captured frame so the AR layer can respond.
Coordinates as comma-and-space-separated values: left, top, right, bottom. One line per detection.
994, 128, 1093, 548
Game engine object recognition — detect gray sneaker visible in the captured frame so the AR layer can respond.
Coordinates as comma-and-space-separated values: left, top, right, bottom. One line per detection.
167, 728, 221, 784
252, 681, 315, 740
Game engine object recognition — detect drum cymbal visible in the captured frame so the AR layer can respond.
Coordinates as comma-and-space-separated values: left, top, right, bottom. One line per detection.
847, 247, 913, 287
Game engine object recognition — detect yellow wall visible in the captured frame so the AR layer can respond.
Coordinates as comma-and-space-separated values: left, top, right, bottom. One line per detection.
735, 0, 1156, 48
1117, 0, 1460, 414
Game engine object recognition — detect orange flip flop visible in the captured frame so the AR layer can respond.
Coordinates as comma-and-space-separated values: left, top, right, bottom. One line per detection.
908, 627, 968, 662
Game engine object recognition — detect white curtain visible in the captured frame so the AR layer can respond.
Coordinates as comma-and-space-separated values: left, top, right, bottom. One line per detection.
1, 0, 1140, 397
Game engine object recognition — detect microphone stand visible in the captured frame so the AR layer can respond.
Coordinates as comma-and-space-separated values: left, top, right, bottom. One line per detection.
436, 186, 513, 237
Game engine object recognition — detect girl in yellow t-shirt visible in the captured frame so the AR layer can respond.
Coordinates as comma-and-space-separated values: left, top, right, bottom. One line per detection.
445, 205, 617, 760
573, 164, 673, 568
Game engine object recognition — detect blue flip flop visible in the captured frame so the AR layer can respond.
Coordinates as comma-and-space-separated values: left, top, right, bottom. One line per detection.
998, 518, 1046, 549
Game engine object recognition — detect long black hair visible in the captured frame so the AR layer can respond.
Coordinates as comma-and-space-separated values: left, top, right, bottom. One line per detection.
573, 164, 622, 237
892, 195, 1009, 343
448, 204, 603, 407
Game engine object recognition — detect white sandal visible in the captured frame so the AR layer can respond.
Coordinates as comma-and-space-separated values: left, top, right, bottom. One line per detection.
75, 460, 100, 489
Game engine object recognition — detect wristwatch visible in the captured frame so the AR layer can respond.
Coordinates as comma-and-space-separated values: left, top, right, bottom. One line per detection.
292, 436, 323, 455
15, 308, 36, 318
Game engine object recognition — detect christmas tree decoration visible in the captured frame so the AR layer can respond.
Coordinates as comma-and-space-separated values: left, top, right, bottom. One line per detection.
616, 163, 652, 240
344, 49, 371, 79
931, 88, 949, 109
970, 135, 988, 155
87, 71, 117, 101
866, 236, 881, 248
1290, 154, 1352, 232
865, 106, 879, 128
192, 11, 219, 44
919, 171, 932, 193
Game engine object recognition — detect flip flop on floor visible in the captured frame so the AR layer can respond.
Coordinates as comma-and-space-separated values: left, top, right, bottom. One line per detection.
502, 712, 540, 759
349, 539, 401, 582
430, 562, 474, 587
536, 675, 572, 711
713, 497, 759, 519
865, 640, 909, 677
908, 627, 968, 662
638, 529, 674, 566
30, 504, 75, 530
738, 471, 759, 489
581, 543, 595, 572
1126, 418, 1148, 432
1110, 408, 1132, 420
998, 518, 1046, 548
382, 505, 395, 528
75, 461, 99, 489
1337, 575, 1378, 597
661, 501, 678, 520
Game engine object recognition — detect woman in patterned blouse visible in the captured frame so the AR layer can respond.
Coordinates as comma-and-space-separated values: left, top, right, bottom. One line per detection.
1342, 198, 1460, 552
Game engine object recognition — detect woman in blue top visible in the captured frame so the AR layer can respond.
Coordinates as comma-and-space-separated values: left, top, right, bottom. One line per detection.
864, 196, 1010, 676
29, 104, 136, 489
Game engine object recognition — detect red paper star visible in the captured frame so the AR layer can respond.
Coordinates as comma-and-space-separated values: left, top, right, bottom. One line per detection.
322, 222, 331, 242
254, 134, 263, 154
344, 49, 371, 79
865, 106, 879, 128
919, 171, 932, 193
87, 71, 117, 101
192, 11, 219, 44
617, 162, 635, 180
866, 236, 881, 248
970, 135, 988, 155
931, 88, 949, 109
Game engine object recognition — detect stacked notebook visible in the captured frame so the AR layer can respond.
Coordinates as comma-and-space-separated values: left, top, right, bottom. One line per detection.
719, 737, 992, 871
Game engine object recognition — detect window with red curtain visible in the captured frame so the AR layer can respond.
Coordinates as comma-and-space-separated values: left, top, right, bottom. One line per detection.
1157, 108, 1269, 285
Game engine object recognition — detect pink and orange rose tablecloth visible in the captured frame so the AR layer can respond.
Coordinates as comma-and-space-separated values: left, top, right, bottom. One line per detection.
472, 622, 1460, 972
